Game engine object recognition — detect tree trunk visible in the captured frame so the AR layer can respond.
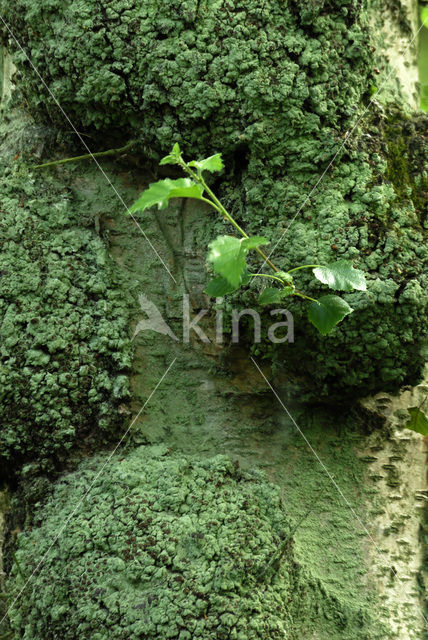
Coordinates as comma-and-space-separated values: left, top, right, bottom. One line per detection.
0, 1, 426, 639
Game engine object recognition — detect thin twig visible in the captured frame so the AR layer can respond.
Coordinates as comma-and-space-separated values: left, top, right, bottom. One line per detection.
34, 140, 137, 169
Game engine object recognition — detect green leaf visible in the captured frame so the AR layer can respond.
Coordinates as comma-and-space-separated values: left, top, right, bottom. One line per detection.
308, 295, 353, 335
207, 236, 269, 288
241, 268, 252, 286
205, 265, 253, 297
259, 288, 283, 305
159, 143, 182, 166
405, 407, 428, 436
258, 285, 294, 305
241, 236, 270, 250
188, 154, 224, 173
207, 236, 247, 287
204, 277, 238, 297
313, 260, 366, 292
129, 178, 204, 213
421, 5, 428, 27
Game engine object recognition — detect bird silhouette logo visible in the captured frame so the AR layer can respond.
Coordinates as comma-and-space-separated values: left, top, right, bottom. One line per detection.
132, 294, 179, 342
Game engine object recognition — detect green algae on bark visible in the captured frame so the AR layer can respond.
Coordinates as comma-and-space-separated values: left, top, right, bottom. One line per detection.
1, 0, 425, 398
0, 154, 132, 476
383, 110, 428, 220
5, 445, 387, 640
0, 0, 374, 153
7, 447, 297, 640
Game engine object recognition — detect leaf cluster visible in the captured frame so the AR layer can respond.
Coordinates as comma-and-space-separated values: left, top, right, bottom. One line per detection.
130, 145, 367, 335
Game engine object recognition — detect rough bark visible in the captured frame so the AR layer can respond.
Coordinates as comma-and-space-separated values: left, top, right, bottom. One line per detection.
0, 1, 426, 639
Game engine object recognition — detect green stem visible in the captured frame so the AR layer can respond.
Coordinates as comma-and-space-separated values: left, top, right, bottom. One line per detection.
249, 273, 285, 284
199, 197, 225, 215
293, 291, 318, 303
199, 197, 236, 227
202, 181, 278, 272
182, 161, 249, 236
181, 160, 278, 272
34, 140, 137, 169
200, 181, 249, 237
287, 264, 321, 274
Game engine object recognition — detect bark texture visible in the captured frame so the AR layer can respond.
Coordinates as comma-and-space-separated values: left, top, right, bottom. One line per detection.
0, 1, 426, 639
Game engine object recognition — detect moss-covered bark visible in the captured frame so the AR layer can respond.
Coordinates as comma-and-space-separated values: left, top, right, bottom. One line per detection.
0, 0, 426, 638
0, 126, 132, 477
5, 447, 329, 640
1, 0, 425, 399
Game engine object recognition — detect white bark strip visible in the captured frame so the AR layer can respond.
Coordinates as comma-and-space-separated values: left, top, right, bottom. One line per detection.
361, 369, 428, 639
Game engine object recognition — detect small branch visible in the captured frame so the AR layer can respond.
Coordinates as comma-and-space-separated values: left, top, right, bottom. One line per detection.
198, 180, 279, 271
287, 264, 321, 274
34, 140, 137, 169
249, 273, 285, 285
293, 291, 318, 303
199, 197, 222, 213
254, 248, 278, 273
